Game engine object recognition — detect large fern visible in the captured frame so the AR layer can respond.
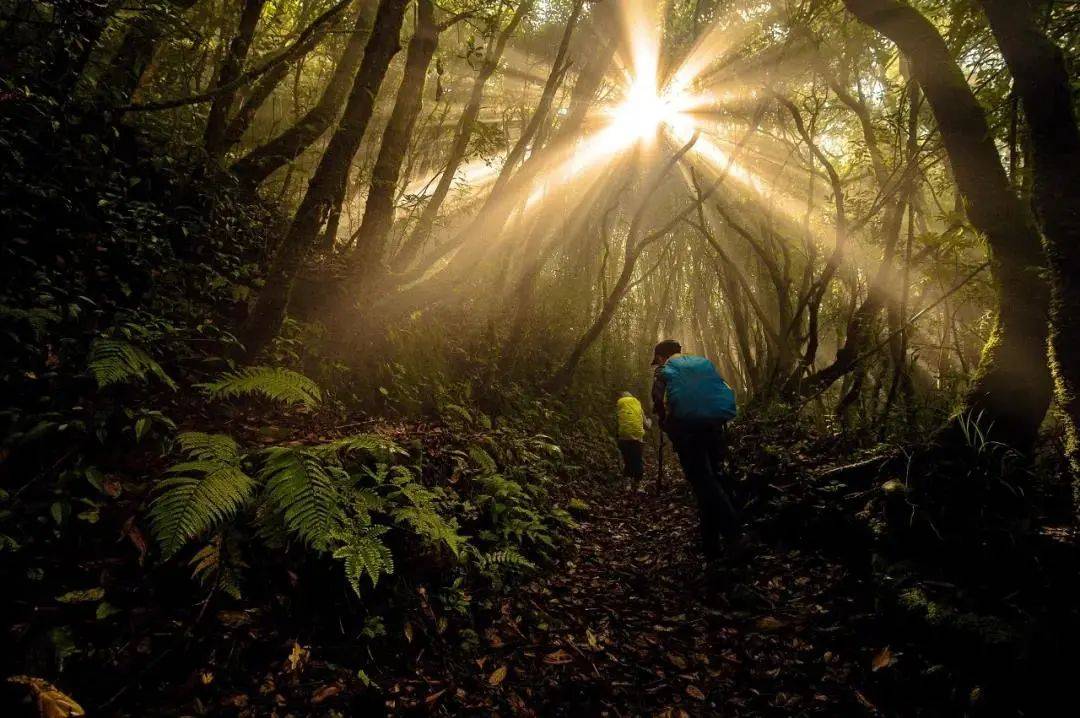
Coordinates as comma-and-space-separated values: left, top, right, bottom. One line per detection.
259, 447, 344, 550
312, 434, 405, 463
476, 546, 536, 573
330, 522, 394, 596
148, 433, 255, 559
0, 304, 60, 339
176, 432, 242, 462
88, 338, 177, 390
198, 366, 321, 408
389, 478, 467, 557
189, 532, 245, 599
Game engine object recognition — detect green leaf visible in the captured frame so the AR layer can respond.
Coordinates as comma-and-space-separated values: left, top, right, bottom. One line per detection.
331, 523, 394, 595
88, 338, 177, 390
197, 366, 321, 408
148, 435, 254, 560
135, 417, 151, 442
96, 602, 122, 620
260, 447, 344, 550
56, 587, 105, 603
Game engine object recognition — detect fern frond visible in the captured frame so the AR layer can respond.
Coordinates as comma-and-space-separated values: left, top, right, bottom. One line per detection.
88, 338, 177, 390
259, 447, 343, 550
312, 434, 405, 462
189, 533, 245, 599
330, 523, 394, 595
198, 366, 321, 408
468, 445, 498, 475
478, 547, 535, 572
392, 505, 467, 557
149, 463, 255, 560
0, 305, 61, 339
176, 432, 242, 462
438, 403, 473, 426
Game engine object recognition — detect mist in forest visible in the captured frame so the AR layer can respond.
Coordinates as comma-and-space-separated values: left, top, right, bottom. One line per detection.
2, 0, 1080, 715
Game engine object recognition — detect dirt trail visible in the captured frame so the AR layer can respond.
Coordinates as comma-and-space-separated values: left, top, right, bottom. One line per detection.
409, 476, 880, 716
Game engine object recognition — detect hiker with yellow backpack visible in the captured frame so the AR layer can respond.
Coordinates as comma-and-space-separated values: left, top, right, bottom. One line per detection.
650, 339, 739, 560
616, 391, 647, 491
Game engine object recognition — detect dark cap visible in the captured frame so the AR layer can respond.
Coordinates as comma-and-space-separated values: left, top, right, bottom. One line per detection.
651, 339, 682, 365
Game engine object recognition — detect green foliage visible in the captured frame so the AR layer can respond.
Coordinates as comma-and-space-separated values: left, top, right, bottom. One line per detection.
0, 304, 60, 339
475, 546, 535, 573
88, 338, 177, 390
148, 433, 255, 559
313, 434, 406, 463
386, 466, 467, 557
259, 447, 344, 550
198, 366, 321, 408
189, 532, 246, 600
177, 432, 242, 462
330, 523, 395, 596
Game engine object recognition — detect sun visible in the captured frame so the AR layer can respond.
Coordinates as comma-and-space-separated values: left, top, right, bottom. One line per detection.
609, 78, 681, 140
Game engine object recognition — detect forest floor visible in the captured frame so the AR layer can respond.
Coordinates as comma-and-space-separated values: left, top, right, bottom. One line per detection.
9, 407, 1072, 717
369, 455, 889, 717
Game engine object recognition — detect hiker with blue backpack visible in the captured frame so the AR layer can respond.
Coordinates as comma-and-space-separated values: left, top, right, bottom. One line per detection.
650, 339, 739, 559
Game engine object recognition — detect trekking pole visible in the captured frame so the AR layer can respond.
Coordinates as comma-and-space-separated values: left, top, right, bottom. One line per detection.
656, 429, 664, 495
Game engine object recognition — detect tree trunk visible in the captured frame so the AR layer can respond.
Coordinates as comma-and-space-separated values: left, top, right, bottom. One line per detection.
489, 0, 583, 196
548, 136, 699, 391
220, 0, 347, 153
95, 0, 199, 107
46, 0, 115, 99
394, 0, 535, 267
979, 0, 1080, 480
203, 0, 267, 162
230, 1, 375, 187
800, 65, 911, 398
346, 0, 438, 271
842, 0, 1051, 450
241, 0, 408, 357
386, 10, 616, 285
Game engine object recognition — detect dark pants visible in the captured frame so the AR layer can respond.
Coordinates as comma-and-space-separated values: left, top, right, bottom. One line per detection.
669, 422, 737, 557
617, 439, 645, 483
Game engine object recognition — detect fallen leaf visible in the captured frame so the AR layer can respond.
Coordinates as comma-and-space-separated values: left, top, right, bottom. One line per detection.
488, 665, 508, 686
287, 642, 309, 673
755, 616, 786, 631
102, 476, 123, 497
871, 646, 894, 672
217, 610, 255, 628
311, 684, 341, 704
8, 675, 85, 718
425, 688, 446, 704
56, 588, 104, 604
543, 649, 573, 665
686, 684, 706, 701
121, 518, 148, 564
222, 693, 248, 708
667, 652, 687, 669
854, 690, 877, 710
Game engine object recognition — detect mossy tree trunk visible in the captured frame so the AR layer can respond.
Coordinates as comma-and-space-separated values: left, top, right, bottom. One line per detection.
392, 0, 535, 270
842, 0, 1051, 451
203, 0, 267, 163
241, 0, 408, 357
230, 1, 376, 188
979, 0, 1080, 489
345, 0, 438, 272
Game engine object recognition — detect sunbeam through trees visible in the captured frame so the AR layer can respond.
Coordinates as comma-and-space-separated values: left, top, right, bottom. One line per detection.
2, 0, 1080, 715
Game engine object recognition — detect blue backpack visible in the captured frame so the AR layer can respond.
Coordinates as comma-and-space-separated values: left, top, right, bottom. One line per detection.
660, 355, 737, 423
